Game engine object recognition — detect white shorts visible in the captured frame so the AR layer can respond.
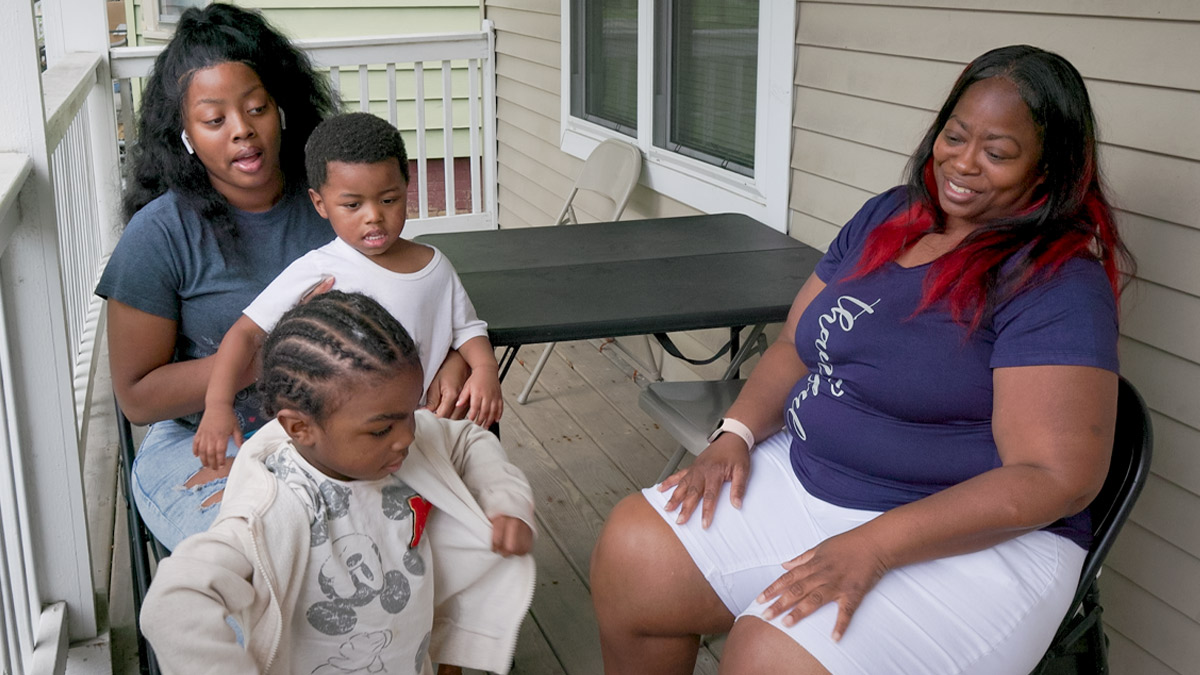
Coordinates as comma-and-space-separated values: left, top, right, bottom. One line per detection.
642, 431, 1085, 675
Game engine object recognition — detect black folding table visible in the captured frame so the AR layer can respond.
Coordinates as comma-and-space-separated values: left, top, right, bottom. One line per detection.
416, 213, 823, 380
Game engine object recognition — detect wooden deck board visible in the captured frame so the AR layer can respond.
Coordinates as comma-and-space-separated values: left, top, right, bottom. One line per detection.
499, 339, 725, 674
549, 341, 681, 457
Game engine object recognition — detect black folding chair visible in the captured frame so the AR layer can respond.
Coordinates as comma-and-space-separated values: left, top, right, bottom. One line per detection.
1031, 376, 1153, 674
115, 401, 168, 675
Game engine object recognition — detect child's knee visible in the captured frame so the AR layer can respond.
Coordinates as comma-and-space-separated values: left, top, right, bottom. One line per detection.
183, 463, 233, 489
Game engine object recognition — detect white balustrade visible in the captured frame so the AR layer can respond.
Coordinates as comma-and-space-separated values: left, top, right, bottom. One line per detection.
109, 22, 500, 237
0, 12, 500, 671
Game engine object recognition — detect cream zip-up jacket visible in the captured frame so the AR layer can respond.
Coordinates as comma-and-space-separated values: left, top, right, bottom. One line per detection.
141, 411, 536, 675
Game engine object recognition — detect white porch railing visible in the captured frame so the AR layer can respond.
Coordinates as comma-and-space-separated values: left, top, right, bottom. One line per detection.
1, 0, 120, 671
108, 22, 499, 237
1, 7, 500, 672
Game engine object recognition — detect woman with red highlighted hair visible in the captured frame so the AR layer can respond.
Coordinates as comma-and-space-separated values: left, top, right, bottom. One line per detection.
591, 45, 1133, 675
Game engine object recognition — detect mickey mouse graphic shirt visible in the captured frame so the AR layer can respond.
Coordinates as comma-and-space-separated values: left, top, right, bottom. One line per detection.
267, 446, 436, 675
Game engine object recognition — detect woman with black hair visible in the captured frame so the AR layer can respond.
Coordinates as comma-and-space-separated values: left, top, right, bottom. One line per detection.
95, 4, 468, 551
591, 45, 1134, 674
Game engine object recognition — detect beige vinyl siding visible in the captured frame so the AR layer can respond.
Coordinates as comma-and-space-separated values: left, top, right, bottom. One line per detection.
790, 2, 1200, 672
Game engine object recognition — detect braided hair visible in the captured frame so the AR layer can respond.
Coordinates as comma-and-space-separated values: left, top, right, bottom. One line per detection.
259, 291, 422, 422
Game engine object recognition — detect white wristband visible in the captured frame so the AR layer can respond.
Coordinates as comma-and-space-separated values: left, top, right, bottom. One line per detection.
707, 417, 755, 452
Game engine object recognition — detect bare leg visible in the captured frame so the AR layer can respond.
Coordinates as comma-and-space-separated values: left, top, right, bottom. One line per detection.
719, 617, 831, 675
184, 463, 232, 508
591, 494, 735, 675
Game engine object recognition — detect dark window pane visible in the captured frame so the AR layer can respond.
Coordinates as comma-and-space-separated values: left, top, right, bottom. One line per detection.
571, 0, 638, 135
656, 0, 758, 175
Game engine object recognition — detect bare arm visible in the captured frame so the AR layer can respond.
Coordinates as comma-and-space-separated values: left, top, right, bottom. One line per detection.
107, 300, 256, 425
662, 273, 825, 527
758, 365, 1116, 640
425, 348, 471, 419
204, 316, 267, 412
724, 274, 826, 438
193, 316, 268, 468
455, 335, 503, 428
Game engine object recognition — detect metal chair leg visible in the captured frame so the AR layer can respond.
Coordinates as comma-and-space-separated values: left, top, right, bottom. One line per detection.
517, 342, 557, 404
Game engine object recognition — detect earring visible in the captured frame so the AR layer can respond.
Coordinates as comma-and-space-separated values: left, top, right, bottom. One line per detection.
181, 130, 194, 155
279, 107, 287, 130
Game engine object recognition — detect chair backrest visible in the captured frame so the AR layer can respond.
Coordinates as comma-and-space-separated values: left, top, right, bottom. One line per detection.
115, 400, 167, 675
555, 138, 643, 225
1057, 377, 1153, 631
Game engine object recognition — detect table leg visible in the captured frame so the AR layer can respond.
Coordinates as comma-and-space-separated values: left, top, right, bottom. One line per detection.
498, 345, 521, 382
721, 324, 767, 380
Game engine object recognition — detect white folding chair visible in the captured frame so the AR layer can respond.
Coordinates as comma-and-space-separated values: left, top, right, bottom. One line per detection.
516, 138, 645, 404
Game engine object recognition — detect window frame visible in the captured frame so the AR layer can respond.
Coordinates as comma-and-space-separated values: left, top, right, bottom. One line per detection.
559, 0, 796, 231
142, 0, 208, 40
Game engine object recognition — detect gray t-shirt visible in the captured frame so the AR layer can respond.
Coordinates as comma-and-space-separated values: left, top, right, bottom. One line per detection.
95, 189, 332, 431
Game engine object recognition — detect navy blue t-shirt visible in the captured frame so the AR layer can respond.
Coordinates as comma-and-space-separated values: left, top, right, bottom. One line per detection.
785, 187, 1119, 549
95, 189, 333, 431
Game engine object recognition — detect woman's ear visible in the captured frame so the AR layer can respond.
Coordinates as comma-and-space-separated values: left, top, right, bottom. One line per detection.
277, 409, 318, 445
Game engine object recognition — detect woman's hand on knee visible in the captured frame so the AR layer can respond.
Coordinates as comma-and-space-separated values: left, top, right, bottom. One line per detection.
757, 530, 889, 642
658, 434, 751, 529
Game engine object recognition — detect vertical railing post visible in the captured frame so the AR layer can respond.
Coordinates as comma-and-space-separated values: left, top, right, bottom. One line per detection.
481, 19, 498, 227
0, 0, 98, 646
42, 0, 124, 441
41, 0, 121, 249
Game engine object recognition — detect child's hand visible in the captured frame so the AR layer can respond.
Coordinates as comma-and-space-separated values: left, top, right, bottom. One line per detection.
426, 350, 470, 420
193, 407, 242, 470
457, 369, 503, 428
489, 515, 533, 556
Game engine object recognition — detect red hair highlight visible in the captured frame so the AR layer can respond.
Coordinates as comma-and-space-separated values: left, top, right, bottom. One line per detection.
851, 160, 1123, 332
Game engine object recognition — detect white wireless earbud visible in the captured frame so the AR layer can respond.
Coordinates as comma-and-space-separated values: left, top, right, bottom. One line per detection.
279, 107, 287, 130
181, 130, 195, 155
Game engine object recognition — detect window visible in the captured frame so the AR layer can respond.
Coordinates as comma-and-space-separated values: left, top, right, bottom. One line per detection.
561, 0, 795, 229
569, 0, 638, 135
143, 0, 207, 39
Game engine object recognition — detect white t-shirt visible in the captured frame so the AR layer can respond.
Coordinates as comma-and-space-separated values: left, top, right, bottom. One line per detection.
244, 237, 488, 398
265, 444, 436, 675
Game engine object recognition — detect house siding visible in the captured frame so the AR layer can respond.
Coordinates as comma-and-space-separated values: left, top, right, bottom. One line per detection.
489, 0, 1200, 671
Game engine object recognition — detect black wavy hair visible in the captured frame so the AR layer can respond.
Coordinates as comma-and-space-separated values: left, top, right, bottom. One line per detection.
121, 2, 337, 263
305, 112, 410, 190
259, 291, 422, 422
855, 44, 1133, 329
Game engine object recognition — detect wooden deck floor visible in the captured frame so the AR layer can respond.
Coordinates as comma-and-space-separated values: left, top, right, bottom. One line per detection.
494, 339, 720, 675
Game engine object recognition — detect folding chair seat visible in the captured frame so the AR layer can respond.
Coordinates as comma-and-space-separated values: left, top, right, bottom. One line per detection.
115, 401, 167, 675
638, 378, 745, 483
639, 376, 1153, 674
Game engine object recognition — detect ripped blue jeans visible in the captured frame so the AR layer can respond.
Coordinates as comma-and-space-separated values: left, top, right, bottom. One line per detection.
130, 419, 240, 551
